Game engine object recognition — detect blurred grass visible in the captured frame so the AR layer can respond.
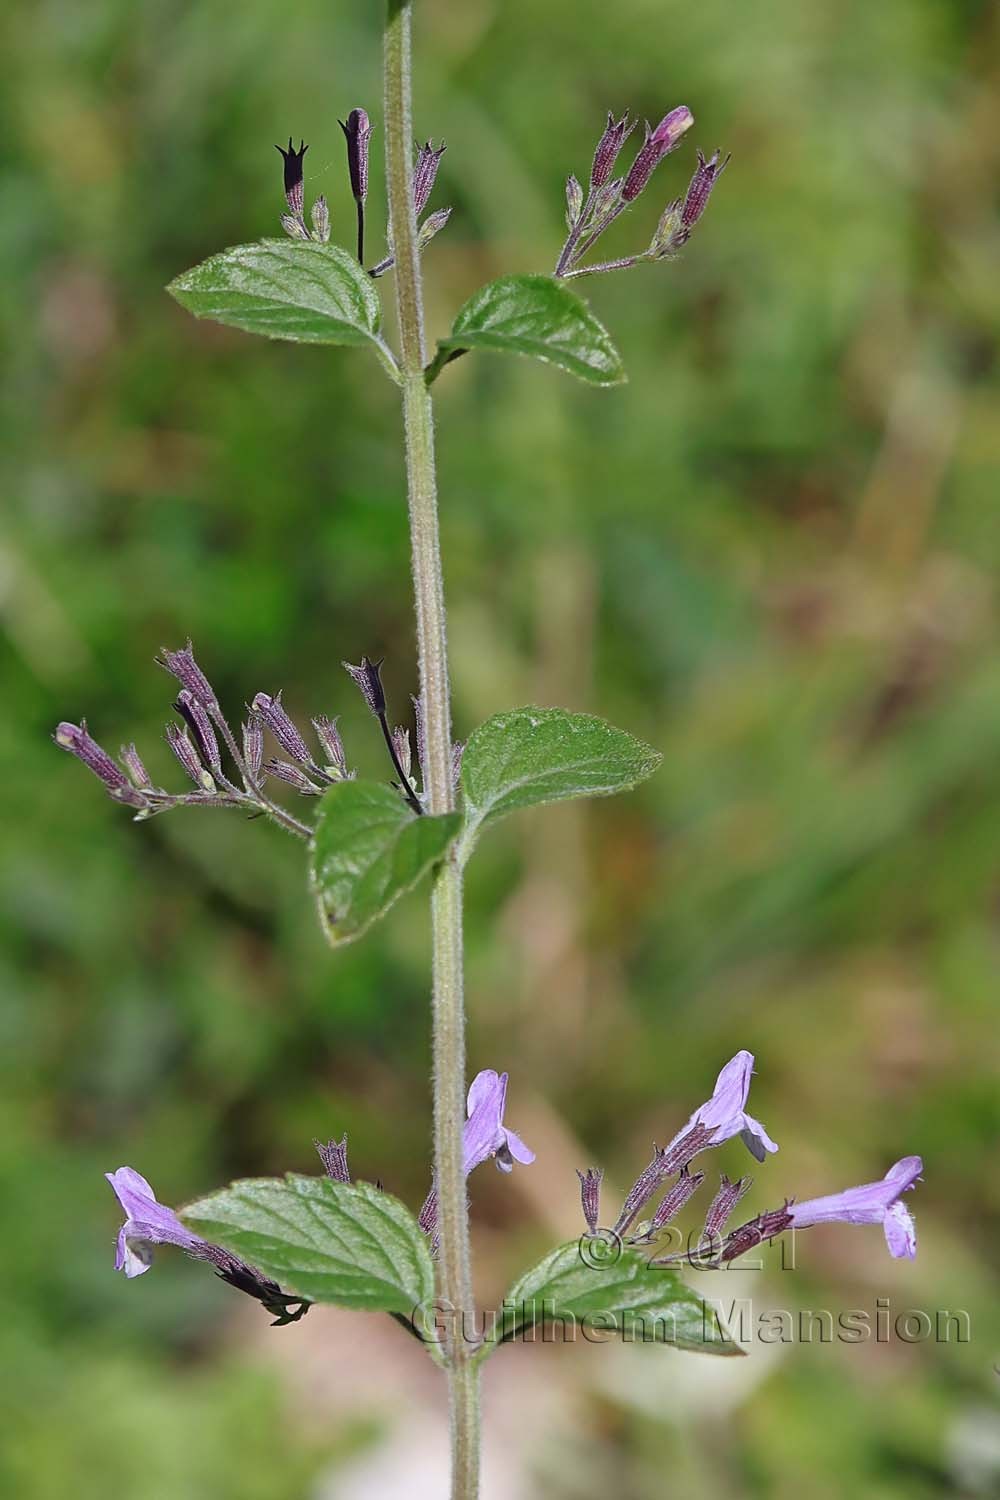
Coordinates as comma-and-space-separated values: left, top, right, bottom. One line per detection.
1, 0, 999, 1494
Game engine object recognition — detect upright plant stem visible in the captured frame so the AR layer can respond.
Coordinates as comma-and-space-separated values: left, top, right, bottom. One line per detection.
383, 4, 480, 1497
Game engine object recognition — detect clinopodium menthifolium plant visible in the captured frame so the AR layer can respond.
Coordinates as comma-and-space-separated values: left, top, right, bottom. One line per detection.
54, 6, 922, 1497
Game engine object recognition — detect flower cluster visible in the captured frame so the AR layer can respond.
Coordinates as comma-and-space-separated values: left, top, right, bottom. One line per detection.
107, 1069, 533, 1316
555, 106, 729, 281
54, 643, 461, 838
577, 1051, 921, 1266
277, 112, 450, 276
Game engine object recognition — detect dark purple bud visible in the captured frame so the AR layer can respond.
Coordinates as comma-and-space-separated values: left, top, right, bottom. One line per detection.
621, 106, 693, 203
157, 641, 217, 710
590, 111, 633, 190
417, 206, 452, 250
703, 1173, 752, 1244
312, 715, 350, 778
275, 137, 308, 217
54, 721, 146, 807
720, 1206, 794, 1264
681, 148, 730, 228
413, 140, 446, 217
411, 694, 427, 773
264, 759, 323, 795
165, 723, 213, 790
314, 1135, 351, 1184
577, 1167, 604, 1235
252, 691, 312, 767
647, 1167, 704, 1236
242, 719, 263, 779
391, 725, 412, 780
343, 657, 386, 718
451, 740, 465, 792
339, 109, 373, 204
119, 743, 151, 790
195, 1243, 309, 1326
174, 689, 221, 774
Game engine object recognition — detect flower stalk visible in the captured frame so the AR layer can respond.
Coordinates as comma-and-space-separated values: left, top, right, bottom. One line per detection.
383, 2, 479, 1494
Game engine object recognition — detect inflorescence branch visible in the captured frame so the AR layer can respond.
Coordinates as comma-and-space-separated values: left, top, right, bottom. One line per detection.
55, 642, 460, 839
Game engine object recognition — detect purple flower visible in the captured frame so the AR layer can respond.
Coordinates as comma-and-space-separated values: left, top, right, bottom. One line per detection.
787, 1156, 922, 1259
106, 1166, 206, 1278
669, 1050, 778, 1164
106, 1167, 310, 1323
54, 722, 148, 809
463, 1069, 535, 1175
622, 106, 694, 202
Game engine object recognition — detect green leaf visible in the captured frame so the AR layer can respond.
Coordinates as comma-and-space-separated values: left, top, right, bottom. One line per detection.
489, 1240, 741, 1357
437, 274, 626, 385
182, 1175, 435, 1318
458, 706, 661, 860
310, 779, 460, 946
168, 240, 391, 359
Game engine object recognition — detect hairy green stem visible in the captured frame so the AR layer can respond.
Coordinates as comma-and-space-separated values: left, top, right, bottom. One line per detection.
384, 4, 480, 1496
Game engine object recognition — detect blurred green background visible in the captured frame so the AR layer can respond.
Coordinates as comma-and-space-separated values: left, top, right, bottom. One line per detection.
2, 0, 999, 1494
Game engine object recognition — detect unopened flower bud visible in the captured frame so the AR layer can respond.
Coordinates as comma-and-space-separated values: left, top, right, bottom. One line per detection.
339, 109, 373, 205
264, 759, 323, 795
120, 743, 151, 790
174, 689, 221, 774
647, 1167, 704, 1236
413, 140, 446, 217
343, 656, 386, 717
681, 148, 730, 229
622, 106, 693, 203
275, 137, 309, 218
310, 195, 330, 243
590, 111, 633, 190
157, 641, 217, 710
417, 206, 452, 250
165, 722, 214, 791
314, 1135, 351, 1184
54, 721, 146, 807
577, 1167, 604, 1235
391, 726, 412, 780
565, 174, 584, 229
281, 213, 310, 241
702, 1173, 751, 1246
252, 691, 312, 767
312, 716, 350, 779
242, 719, 263, 779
